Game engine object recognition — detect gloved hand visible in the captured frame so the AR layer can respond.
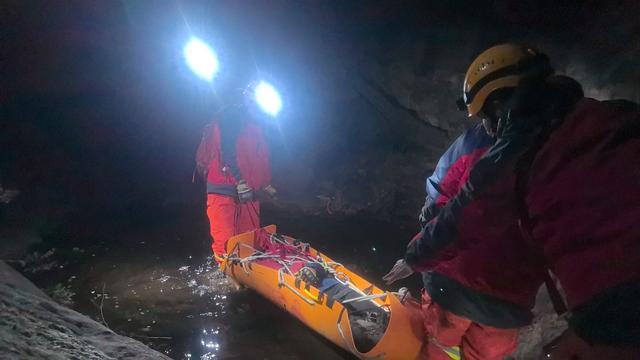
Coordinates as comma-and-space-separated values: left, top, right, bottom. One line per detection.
236, 180, 250, 192
263, 184, 278, 199
236, 180, 254, 203
382, 259, 414, 285
213, 252, 227, 265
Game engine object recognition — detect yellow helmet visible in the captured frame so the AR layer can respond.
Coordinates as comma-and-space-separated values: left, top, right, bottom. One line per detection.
459, 44, 553, 117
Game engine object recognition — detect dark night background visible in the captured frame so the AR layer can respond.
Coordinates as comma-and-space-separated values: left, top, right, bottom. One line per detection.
1, 1, 639, 359
2, 0, 639, 240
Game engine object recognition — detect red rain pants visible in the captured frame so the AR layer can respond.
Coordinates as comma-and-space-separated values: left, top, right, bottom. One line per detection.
421, 291, 518, 360
206, 194, 260, 257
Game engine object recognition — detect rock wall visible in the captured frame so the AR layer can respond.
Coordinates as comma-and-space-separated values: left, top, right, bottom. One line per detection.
291, 0, 640, 221
0, 261, 170, 359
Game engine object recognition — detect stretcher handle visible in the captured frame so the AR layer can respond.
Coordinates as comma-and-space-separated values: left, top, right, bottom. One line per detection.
277, 268, 316, 306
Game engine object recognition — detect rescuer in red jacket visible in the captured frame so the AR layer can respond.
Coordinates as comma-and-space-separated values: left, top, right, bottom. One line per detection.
388, 43, 639, 359
196, 86, 276, 262
414, 123, 523, 360
460, 44, 640, 359
385, 45, 565, 360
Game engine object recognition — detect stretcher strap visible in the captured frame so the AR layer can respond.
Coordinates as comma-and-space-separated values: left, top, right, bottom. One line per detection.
341, 293, 388, 305
228, 232, 396, 312
229, 234, 393, 310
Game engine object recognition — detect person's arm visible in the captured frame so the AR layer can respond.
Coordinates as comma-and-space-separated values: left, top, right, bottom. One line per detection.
385, 125, 494, 284
419, 131, 467, 226
419, 124, 492, 226
406, 117, 540, 272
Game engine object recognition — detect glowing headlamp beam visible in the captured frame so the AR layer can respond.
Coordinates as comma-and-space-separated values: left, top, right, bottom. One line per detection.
184, 37, 219, 82
254, 81, 282, 116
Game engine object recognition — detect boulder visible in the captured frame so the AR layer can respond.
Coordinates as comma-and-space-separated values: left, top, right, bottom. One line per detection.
0, 261, 170, 359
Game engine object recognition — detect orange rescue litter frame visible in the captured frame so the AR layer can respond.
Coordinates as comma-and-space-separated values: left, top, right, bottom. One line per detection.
221, 225, 424, 359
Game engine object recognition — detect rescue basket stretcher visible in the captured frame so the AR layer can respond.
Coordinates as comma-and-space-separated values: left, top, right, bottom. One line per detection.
221, 225, 424, 359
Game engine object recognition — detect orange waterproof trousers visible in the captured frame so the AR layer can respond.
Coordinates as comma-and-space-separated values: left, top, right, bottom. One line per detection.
421, 291, 518, 360
206, 194, 260, 257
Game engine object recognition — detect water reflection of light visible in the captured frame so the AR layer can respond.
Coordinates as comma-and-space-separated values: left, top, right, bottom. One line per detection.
200, 328, 222, 358
204, 341, 219, 349
154, 256, 233, 359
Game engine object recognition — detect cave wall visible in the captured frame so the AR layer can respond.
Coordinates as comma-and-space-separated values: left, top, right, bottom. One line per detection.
2, 0, 639, 237
294, 0, 640, 221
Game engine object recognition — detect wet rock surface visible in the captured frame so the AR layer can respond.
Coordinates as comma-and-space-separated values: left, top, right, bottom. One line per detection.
513, 285, 568, 359
0, 261, 170, 360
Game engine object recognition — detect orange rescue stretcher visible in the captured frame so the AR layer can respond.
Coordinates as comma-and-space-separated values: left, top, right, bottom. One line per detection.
221, 225, 425, 359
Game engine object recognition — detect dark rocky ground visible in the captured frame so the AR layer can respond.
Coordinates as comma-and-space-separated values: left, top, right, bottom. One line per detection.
0, 261, 171, 359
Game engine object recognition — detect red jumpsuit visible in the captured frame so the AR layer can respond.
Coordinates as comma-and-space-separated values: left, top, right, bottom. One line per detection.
196, 108, 271, 258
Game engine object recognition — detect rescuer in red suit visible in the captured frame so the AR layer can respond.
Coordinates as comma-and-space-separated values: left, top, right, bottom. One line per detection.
196, 84, 276, 263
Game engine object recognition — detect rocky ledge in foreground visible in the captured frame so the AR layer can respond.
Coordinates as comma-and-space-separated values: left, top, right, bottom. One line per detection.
0, 261, 170, 359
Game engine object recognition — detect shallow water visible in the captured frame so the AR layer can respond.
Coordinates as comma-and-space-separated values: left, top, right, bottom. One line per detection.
20, 206, 421, 359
